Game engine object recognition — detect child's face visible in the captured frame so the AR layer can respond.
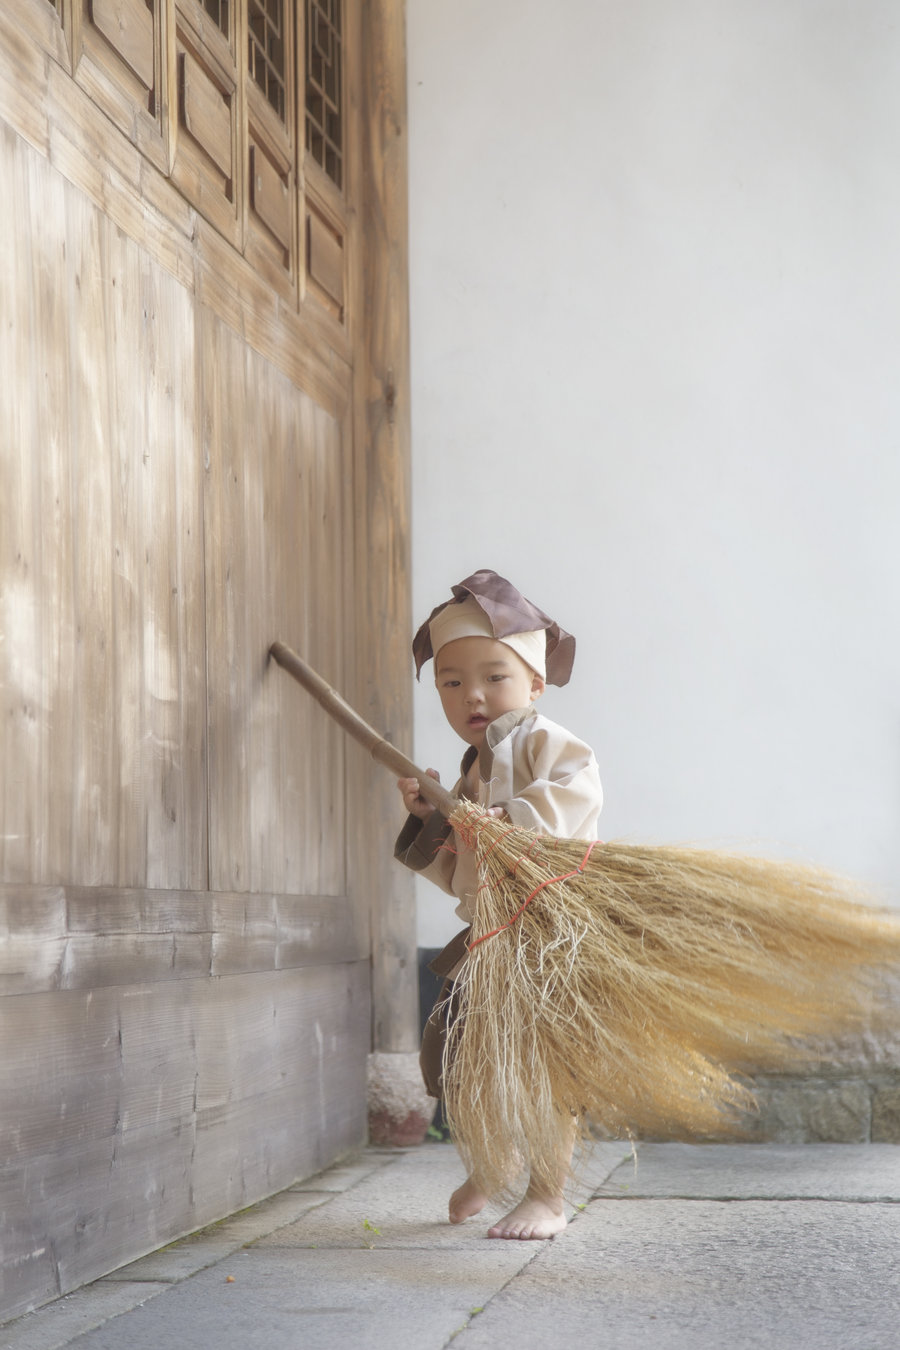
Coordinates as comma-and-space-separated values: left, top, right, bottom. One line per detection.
434, 636, 544, 749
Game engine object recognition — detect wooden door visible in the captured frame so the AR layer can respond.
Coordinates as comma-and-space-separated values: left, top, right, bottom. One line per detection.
0, 0, 412, 1322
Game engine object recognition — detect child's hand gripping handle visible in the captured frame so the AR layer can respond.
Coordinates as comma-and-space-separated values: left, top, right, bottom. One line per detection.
269, 641, 459, 819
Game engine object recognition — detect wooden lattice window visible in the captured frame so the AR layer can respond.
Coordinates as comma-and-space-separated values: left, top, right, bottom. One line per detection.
305, 0, 342, 189
248, 0, 286, 122
199, 0, 229, 33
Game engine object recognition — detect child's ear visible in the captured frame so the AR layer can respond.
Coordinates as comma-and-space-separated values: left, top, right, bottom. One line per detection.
530, 674, 546, 702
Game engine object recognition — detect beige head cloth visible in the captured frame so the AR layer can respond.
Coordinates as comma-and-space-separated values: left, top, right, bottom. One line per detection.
412, 569, 575, 686
428, 594, 548, 679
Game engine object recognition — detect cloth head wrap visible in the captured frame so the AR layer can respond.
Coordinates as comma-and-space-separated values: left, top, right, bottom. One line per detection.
412, 569, 575, 687
428, 594, 548, 678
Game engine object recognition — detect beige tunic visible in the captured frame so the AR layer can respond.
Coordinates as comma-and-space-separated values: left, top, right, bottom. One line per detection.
395, 705, 602, 976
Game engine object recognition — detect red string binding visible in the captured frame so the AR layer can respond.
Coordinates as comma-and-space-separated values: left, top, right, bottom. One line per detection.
468, 840, 598, 950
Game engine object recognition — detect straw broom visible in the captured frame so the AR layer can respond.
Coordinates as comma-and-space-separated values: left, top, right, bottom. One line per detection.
270, 642, 900, 1200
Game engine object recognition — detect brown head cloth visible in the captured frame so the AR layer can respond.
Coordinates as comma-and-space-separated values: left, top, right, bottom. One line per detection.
412, 569, 576, 687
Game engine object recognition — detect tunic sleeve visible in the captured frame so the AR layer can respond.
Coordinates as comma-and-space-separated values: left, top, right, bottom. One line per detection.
491, 720, 602, 840
394, 808, 457, 894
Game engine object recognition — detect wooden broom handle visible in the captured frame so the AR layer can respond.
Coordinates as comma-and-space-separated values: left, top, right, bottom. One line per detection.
269, 640, 459, 819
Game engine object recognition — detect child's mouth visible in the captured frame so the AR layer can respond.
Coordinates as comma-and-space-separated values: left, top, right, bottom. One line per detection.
468, 714, 488, 728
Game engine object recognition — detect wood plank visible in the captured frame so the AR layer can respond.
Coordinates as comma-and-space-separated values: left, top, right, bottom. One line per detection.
0, 1133, 118, 1318
0, 937, 67, 993
181, 48, 232, 177
307, 206, 344, 309
153, 260, 208, 891
75, 17, 167, 175
6, 0, 71, 71
0, 10, 52, 158
0, 885, 359, 994
0, 1122, 197, 1318
0, 988, 124, 1161
63, 887, 207, 933
0, 131, 40, 886
90, 0, 155, 91
189, 966, 369, 1201
27, 145, 77, 885
106, 224, 147, 887
352, 0, 417, 1053
65, 194, 119, 887
244, 357, 286, 895
127, 233, 206, 890
193, 214, 351, 403
0, 13, 355, 395
0, 886, 67, 937
202, 311, 350, 899
250, 142, 291, 250
201, 312, 251, 892
310, 402, 347, 894
0, 5, 400, 1325
47, 82, 178, 264
0, 964, 369, 1321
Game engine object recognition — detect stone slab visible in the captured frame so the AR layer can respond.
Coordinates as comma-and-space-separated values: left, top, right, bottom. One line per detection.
253, 1140, 632, 1248
459, 1197, 900, 1350
595, 1142, 900, 1200
6, 1142, 900, 1350
287, 1155, 394, 1193
102, 1192, 336, 1284
100, 1240, 238, 1286
0, 1284, 164, 1350
33, 1248, 541, 1350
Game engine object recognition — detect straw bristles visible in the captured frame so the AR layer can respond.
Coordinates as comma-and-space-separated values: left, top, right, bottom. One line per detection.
441, 802, 900, 1203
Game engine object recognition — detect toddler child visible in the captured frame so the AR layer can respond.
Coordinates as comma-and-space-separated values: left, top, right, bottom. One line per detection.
395, 569, 602, 1240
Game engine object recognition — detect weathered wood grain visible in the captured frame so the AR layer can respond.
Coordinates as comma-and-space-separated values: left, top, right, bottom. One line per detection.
0, 10, 52, 158
181, 49, 232, 177
349, 0, 417, 1054
0, 132, 40, 886
76, 4, 168, 175
0, 964, 369, 1320
307, 204, 344, 312
91, 0, 155, 91
1, 2, 357, 391
201, 309, 348, 900
5, 0, 70, 75
140, 236, 208, 891
0, 132, 208, 893
0, 885, 360, 995
0, 0, 412, 1323
28, 145, 76, 885
250, 142, 291, 250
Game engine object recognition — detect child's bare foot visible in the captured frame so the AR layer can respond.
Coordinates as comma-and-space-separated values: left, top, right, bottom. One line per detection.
449, 1176, 489, 1225
486, 1194, 567, 1241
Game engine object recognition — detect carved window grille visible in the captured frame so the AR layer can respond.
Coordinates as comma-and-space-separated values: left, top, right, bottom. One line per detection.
248, 0, 286, 122
199, 0, 229, 35
305, 0, 342, 189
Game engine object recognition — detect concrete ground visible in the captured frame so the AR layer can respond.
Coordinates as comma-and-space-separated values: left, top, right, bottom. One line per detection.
4, 1140, 900, 1350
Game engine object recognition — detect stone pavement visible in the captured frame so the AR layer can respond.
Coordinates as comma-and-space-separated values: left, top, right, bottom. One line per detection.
4, 1141, 900, 1350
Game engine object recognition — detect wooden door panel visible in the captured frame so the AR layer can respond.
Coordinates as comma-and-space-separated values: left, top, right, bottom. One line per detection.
0, 0, 411, 1321
202, 309, 347, 897
0, 136, 207, 891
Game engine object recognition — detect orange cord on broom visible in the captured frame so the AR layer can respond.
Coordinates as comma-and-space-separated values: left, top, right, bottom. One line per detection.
468, 840, 599, 950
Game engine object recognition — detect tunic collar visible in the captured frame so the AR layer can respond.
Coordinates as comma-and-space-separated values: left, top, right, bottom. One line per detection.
458, 705, 539, 787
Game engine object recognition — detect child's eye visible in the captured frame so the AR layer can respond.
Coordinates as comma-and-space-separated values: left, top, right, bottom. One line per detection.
442, 679, 460, 688
488, 674, 507, 682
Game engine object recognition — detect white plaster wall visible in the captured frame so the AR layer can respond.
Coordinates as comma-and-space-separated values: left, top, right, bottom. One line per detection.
406, 0, 900, 946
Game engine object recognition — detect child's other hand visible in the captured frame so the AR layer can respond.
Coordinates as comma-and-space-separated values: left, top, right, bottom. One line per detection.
397, 770, 440, 820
